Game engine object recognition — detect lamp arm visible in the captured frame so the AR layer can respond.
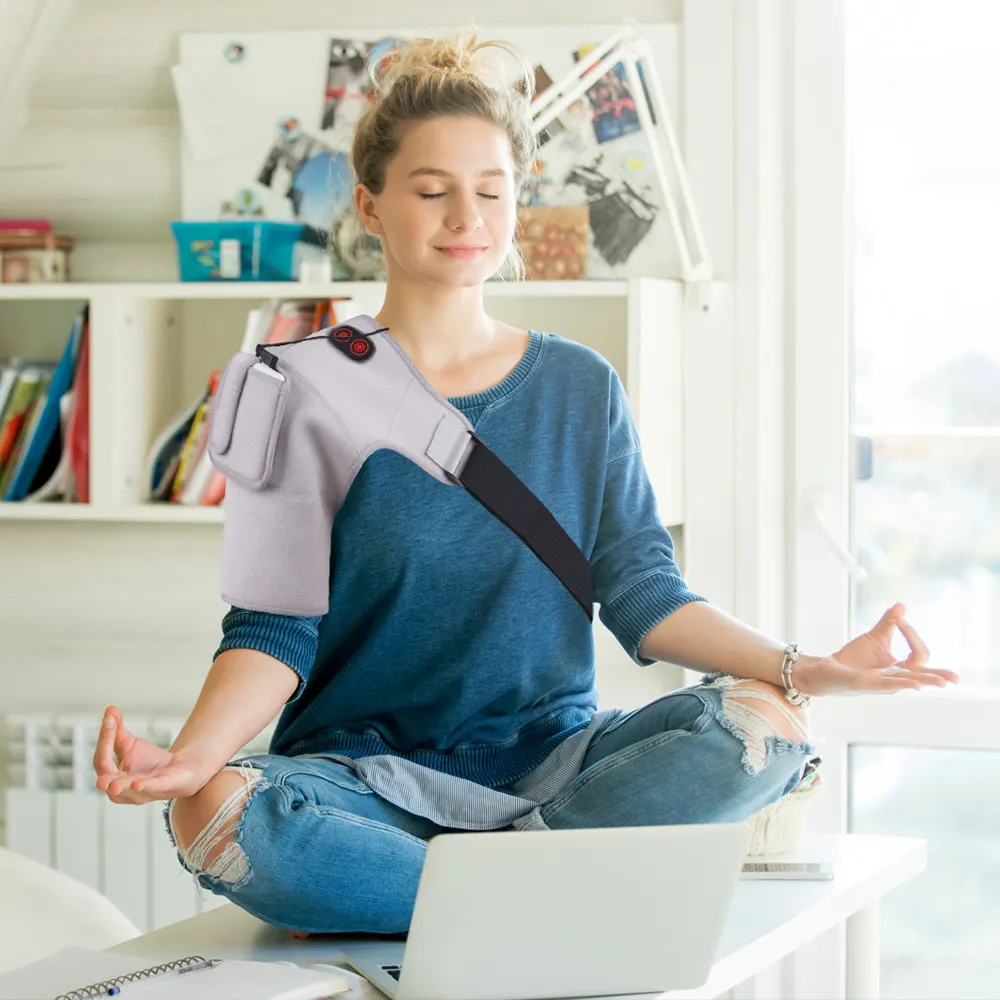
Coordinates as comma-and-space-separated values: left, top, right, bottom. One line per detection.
623, 38, 713, 282
529, 29, 629, 128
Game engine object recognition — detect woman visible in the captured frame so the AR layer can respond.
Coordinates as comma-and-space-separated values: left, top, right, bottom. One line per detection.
94, 30, 956, 936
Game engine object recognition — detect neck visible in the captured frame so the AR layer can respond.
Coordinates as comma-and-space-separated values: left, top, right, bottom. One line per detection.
375, 265, 498, 370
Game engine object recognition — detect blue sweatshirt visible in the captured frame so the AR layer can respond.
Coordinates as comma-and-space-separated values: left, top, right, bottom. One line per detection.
214, 329, 707, 787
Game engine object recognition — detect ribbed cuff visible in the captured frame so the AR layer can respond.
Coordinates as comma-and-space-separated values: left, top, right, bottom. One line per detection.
602, 572, 708, 666
213, 608, 322, 702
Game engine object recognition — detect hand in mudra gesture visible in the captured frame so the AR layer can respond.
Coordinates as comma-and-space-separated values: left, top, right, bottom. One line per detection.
93, 706, 213, 805
797, 603, 959, 697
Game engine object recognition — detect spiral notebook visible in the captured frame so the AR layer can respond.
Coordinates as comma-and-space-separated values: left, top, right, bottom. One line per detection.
0, 946, 351, 1000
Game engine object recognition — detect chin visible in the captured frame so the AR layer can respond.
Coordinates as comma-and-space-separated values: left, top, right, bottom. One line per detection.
425, 260, 501, 289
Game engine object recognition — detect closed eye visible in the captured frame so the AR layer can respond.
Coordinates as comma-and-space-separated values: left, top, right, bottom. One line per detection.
417, 193, 501, 200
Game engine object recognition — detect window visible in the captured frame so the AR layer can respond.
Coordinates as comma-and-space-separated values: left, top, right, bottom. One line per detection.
850, 0, 1000, 685
850, 746, 1000, 999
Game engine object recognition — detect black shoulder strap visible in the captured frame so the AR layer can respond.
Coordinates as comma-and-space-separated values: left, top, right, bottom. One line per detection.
455, 434, 594, 621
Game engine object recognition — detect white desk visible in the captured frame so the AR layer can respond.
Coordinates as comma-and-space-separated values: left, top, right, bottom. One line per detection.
110, 834, 925, 1000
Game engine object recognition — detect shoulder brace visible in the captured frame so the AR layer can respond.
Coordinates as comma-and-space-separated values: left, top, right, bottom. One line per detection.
207, 314, 594, 620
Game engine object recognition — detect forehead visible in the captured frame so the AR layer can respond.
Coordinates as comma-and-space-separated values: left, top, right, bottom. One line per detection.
389, 115, 514, 176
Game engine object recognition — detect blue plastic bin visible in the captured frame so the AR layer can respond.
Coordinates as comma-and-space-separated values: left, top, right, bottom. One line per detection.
170, 220, 306, 281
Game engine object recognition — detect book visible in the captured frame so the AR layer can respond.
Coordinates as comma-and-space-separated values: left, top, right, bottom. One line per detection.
178, 375, 223, 505
142, 389, 206, 502
22, 379, 77, 502
167, 375, 216, 501
3, 306, 86, 501
0, 366, 18, 423
0, 366, 45, 478
144, 298, 331, 505
0, 945, 351, 1000
0, 368, 53, 497
63, 317, 91, 502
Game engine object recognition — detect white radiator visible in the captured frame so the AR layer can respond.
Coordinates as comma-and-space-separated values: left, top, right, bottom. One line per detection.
4, 713, 271, 933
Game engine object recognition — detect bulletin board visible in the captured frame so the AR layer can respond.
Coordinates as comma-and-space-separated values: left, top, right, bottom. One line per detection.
174, 25, 682, 279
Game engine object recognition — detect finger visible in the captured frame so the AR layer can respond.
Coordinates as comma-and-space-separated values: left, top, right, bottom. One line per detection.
109, 706, 137, 759
96, 771, 121, 793
127, 772, 185, 799
106, 786, 153, 806
108, 767, 185, 802
93, 709, 120, 777
124, 767, 173, 790
865, 672, 923, 693
108, 705, 134, 743
105, 774, 129, 798
895, 669, 947, 688
869, 665, 948, 692
870, 603, 905, 642
896, 618, 930, 667
106, 775, 146, 801
896, 663, 958, 686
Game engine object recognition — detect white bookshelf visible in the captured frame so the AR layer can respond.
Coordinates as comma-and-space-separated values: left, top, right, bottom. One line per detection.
0, 280, 632, 301
0, 503, 222, 522
0, 277, 685, 526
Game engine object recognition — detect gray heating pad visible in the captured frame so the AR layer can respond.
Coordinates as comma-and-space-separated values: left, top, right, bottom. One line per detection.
207, 315, 593, 618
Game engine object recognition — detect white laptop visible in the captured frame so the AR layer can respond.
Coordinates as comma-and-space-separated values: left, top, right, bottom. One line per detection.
341, 822, 749, 1000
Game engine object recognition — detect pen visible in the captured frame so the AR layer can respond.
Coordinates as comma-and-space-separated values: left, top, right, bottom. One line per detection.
106, 958, 222, 996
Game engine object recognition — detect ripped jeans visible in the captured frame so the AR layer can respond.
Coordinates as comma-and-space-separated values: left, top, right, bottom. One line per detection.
164, 676, 815, 935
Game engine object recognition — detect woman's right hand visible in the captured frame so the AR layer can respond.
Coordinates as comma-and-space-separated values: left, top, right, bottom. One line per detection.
94, 706, 214, 805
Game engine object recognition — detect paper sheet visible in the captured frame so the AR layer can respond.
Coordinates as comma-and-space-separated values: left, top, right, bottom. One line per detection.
171, 63, 265, 163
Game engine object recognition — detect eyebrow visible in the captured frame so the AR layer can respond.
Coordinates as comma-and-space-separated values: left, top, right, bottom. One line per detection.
407, 167, 507, 179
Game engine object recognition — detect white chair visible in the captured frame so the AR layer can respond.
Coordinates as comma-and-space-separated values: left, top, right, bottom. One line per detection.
0, 846, 140, 974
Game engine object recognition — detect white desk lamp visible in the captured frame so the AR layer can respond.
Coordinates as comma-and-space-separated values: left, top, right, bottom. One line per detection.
528, 21, 714, 292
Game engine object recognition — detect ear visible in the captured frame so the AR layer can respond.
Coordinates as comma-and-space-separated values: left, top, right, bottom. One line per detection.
354, 184, 383, 236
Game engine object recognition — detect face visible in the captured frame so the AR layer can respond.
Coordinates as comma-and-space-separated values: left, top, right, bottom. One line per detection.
355, 115, 518, 288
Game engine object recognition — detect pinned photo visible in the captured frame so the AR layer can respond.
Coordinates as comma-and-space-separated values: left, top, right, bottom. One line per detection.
257, 119, 315, 193
565, 158, 657, 265
573, 44, 651, 145
255, 121, 353, 242
321, 38, 374, 131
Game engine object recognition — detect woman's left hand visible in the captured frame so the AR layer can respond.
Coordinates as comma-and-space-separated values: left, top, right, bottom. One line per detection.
796, 603, 959, 697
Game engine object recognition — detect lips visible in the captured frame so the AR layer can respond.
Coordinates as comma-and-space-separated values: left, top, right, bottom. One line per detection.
436, 245, 488, 259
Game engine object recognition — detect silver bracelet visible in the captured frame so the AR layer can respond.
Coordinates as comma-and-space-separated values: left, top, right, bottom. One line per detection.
781, 643, 810, 706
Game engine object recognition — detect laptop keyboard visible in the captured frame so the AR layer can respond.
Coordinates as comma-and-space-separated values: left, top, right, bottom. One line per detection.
381, 965, 402, 981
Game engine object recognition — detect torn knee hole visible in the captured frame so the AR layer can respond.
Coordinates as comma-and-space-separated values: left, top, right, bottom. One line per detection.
711, 678, 810, 775
170, 765, 263, 885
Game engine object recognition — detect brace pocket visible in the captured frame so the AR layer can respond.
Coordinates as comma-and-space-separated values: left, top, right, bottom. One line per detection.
208, 354, 289, 490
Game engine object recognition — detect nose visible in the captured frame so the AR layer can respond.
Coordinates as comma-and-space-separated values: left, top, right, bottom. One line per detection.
444, 189, 483, 234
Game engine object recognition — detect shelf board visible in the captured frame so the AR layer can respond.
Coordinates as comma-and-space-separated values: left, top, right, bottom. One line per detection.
0, 503, 223, 523
0, 279, 636, 301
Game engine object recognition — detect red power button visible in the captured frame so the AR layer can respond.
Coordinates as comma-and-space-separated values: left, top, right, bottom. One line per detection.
349, 338, 371, 358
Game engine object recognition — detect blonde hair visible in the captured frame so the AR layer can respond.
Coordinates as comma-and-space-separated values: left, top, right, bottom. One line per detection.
350, 28, 537, 279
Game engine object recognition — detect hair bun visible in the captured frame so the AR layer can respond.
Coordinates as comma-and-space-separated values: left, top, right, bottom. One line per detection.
370, 27, 533, 102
